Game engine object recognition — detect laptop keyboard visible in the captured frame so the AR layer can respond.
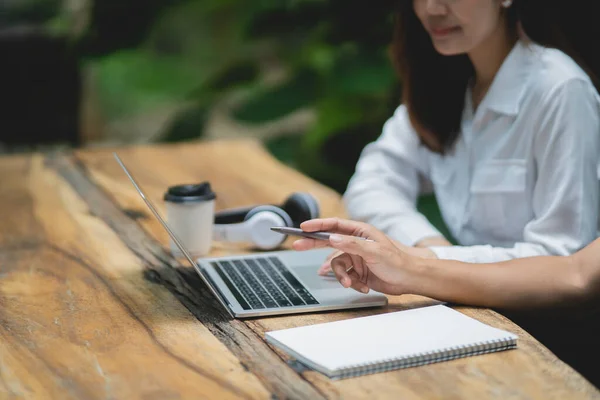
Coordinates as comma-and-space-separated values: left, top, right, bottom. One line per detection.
210, 256, 319, 310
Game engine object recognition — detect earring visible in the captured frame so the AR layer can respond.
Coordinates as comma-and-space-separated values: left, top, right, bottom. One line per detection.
501, 0, 513, 7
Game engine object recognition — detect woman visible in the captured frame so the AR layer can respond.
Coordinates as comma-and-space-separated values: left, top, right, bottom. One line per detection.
295, 218, 600, 309
320, 0, 600, 274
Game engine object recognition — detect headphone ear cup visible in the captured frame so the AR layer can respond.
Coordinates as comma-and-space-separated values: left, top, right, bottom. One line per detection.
282, 192, 320, 227
244, 205, 293, 250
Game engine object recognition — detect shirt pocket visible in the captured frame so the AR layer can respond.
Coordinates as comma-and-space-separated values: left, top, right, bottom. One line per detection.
469, 159, 529, 240
471, 159, 526, 193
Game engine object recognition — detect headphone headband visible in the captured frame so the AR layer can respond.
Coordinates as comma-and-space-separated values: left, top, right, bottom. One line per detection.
213, 206, 253, 224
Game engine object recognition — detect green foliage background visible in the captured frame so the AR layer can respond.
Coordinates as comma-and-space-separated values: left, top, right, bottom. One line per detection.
78, 0, 401, 192
3, 0, 451, 238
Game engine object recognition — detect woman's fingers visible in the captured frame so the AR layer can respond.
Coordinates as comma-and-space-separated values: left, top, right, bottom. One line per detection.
292, 238, 329, 251
348, 271, 370, 294
299, 218, 371, 238
330, 254, 370, 293
291, 239, 341, 276
318, 264, 332, 276
319, 252, 363, 278
330, 253, 353, 288
349, 253, 366, 282
329, 253, 369, 292
328, 234, 380, 259
317, 250, 340, 276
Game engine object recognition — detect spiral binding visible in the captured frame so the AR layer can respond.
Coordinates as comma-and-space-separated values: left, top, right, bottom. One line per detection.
334, 337, 517, 379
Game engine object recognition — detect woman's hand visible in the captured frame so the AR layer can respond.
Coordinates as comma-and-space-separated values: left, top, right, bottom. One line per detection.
316, 249, 344, 276
315, 225, 438, 277
292, 218, 422, 295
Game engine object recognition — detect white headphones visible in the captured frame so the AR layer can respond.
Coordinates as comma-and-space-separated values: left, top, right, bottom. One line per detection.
212, 193, 320, 250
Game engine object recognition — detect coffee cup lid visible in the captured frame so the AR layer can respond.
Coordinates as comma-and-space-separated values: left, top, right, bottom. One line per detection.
164, 182, 216, 203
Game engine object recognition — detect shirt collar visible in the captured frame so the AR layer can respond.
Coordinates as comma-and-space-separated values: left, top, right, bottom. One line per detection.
475, 39, 539, 116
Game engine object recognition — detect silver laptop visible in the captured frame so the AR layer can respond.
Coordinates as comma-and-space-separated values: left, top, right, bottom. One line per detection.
114, 153, 388, 318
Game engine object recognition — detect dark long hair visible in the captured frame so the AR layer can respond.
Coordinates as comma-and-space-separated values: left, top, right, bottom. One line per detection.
391, 0, 600, 153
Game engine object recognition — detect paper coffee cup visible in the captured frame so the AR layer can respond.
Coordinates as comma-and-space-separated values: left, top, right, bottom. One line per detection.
164, 182, 216, 258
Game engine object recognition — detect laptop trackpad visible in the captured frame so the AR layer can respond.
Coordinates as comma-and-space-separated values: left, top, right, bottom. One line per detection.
291, 266, 344, 290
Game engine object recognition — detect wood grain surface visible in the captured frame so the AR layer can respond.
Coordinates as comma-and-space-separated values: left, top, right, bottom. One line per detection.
0, 138, 598, 399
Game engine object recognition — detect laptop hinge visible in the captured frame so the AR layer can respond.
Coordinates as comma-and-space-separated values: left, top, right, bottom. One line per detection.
201, 268, 235, 318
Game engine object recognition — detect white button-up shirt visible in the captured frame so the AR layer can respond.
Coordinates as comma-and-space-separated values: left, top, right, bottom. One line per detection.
344, 40, 600, 263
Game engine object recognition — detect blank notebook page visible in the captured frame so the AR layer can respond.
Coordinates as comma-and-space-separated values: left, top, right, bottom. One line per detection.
265, 305, 518, 379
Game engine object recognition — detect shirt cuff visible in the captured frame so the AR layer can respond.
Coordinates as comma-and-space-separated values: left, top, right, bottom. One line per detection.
429, 245, 494, 263
387, 218, 444, 247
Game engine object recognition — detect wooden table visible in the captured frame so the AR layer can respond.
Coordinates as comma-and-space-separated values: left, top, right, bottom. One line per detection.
1, 139, 599, 400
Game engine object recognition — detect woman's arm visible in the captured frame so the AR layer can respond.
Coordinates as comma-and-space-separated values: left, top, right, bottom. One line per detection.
410, 241, 599, 309
343, 105, 447, 246
295, 218, 600, 310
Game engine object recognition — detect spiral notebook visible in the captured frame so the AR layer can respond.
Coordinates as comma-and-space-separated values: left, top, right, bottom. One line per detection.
265, 305, 518, 379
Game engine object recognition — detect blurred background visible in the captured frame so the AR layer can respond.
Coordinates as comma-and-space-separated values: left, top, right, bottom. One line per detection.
0, 0, 448, 234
